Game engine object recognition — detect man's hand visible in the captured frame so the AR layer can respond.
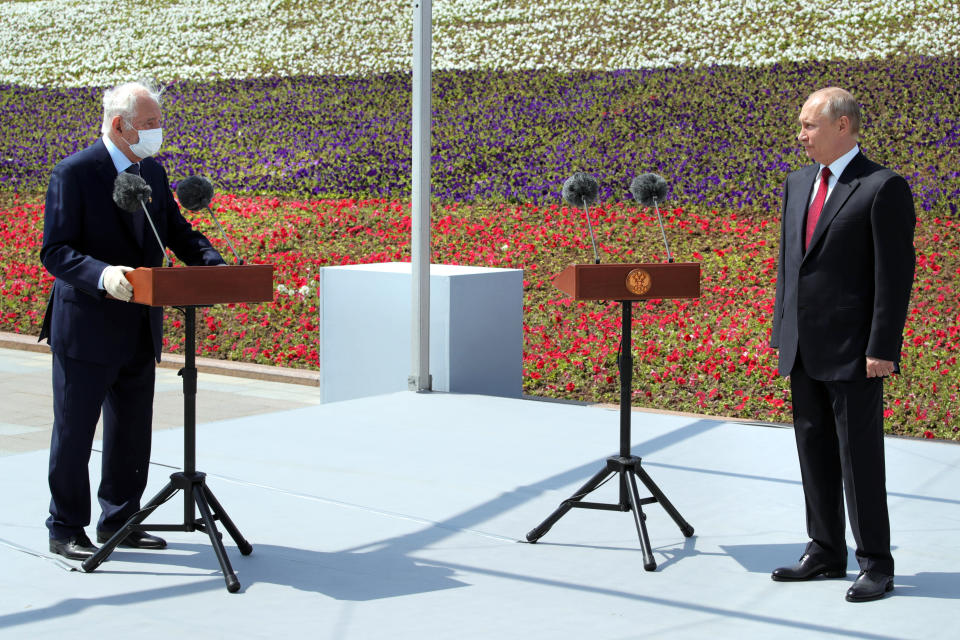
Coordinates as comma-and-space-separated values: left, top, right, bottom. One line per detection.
866, 356, 895, 378
103, 265, 134, 301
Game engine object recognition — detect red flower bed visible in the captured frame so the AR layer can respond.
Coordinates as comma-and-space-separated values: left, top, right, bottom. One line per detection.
2, 193, 956, 438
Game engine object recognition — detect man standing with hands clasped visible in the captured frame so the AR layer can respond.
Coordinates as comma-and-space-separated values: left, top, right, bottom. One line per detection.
39, 81, 225, 560
770, 87, 915, 602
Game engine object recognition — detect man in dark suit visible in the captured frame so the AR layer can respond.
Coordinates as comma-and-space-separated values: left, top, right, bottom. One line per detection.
770, 87, 915, 602
39, 81, 225, 560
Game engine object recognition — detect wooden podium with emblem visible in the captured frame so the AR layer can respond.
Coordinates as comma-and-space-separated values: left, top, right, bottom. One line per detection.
525, 262, 701, 570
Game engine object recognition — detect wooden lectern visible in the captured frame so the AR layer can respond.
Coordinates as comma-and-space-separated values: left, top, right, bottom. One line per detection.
526, 262, 700, 571
82, 264, 274, 593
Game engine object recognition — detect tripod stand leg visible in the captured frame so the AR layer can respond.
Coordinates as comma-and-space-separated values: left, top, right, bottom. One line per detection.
526, 465, 614, 543
194, 489, 241, 593
202, 483, 253, 555
82, 480, 179, 573
624, 471, 657, 571
633, 464, 695, 537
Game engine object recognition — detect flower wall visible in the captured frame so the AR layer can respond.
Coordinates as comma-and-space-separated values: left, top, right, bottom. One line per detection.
1, 1, 957, 86
4, 60, 960, 212
1, 0, 957, 437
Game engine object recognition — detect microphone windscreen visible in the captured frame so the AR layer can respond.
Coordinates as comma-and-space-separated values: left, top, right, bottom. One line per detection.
176, 175, 215, 211
629, 173, 668, 207
113, 172, 152, 213
562, 173, 600, 208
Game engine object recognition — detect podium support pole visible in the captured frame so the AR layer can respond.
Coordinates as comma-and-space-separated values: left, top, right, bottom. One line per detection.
82, 306, 253, 593
525, 300, 694, 570
619, 301, 632, 458
184, 306, 197, 476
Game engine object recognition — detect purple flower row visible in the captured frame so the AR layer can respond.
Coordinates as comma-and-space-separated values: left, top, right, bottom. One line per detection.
2, 58, 958, 214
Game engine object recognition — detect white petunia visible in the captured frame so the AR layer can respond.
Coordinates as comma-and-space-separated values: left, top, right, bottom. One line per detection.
0, 0, 957, 87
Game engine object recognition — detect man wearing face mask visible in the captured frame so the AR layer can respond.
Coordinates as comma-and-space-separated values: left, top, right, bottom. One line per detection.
38, 81, 225, 560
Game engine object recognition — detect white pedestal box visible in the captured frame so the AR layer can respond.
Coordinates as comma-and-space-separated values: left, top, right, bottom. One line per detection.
318, 262, 524, 403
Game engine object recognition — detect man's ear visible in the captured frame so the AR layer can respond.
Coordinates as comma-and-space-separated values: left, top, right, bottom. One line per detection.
112, 115, 124, 135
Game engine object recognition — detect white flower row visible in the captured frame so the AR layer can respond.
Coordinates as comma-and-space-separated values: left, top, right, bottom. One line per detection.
1, 0, 958, 87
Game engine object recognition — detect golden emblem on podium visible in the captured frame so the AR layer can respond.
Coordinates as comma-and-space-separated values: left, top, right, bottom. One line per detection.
625, 268, 652, 295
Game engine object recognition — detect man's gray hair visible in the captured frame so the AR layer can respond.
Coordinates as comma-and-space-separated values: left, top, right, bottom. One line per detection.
814, 87, 862, 135
100, 81, 162, 135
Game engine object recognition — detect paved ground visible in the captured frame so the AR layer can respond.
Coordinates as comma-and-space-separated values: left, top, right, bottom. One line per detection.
0, 335, 323, 456
1, 387, 958, 639
0, 333, 741, 457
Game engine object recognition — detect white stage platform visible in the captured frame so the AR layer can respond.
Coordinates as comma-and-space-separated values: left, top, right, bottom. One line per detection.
1, 391, 958, 639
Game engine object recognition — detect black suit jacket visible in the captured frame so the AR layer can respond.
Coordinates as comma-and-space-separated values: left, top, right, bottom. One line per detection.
39, 139, 224, 365
771, 151, 916, 381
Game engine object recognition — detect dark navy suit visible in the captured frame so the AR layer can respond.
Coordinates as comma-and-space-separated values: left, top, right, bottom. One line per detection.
39, 139, 223, 539
771, 151, 915, 575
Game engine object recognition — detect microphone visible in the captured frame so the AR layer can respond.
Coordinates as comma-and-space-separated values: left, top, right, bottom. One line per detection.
562, 172, 601, 264
629, 173, 674, 263
113, 172, 172, 267
175, 174, 213, 210
176, 175, 244, 264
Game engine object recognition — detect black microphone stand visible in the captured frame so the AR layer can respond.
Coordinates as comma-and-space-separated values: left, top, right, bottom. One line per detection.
90, 179, 253, 591
652, 197, 675, 263
138, 199, 173, 267
83, 304, 252, 592
206, 205, 244, 265
526, 300, 694, 571
530, 178, 693, 567
582, 202, 601, 265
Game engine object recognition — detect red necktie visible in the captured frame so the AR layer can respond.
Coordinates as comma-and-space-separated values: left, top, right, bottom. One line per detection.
804, 166, 831, 250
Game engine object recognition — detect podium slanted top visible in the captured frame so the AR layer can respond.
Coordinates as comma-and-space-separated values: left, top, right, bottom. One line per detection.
552, 263, 700, 301
126, 264, 274, 307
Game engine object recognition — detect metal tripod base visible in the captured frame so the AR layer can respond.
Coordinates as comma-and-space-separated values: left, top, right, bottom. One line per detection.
81, 471, 253, 593
526, 455, 694, 571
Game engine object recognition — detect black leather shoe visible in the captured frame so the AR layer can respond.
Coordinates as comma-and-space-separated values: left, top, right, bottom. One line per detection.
49, 532, 98, 560
846, 570, 894, 602
97, 530, 167, 549
771, 554, 847, 581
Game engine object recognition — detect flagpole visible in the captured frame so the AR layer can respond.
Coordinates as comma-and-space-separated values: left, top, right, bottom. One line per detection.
409, 0, 432, 392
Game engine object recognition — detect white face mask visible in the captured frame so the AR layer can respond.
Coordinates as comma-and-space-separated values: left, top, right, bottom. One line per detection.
124, 125, 163, 158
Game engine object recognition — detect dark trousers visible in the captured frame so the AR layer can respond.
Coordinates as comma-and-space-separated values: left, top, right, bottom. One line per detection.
790, 355, 893, 575
46, 324, 156, 540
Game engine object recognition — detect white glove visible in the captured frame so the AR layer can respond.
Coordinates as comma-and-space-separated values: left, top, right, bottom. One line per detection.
102, 265, 135, 301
